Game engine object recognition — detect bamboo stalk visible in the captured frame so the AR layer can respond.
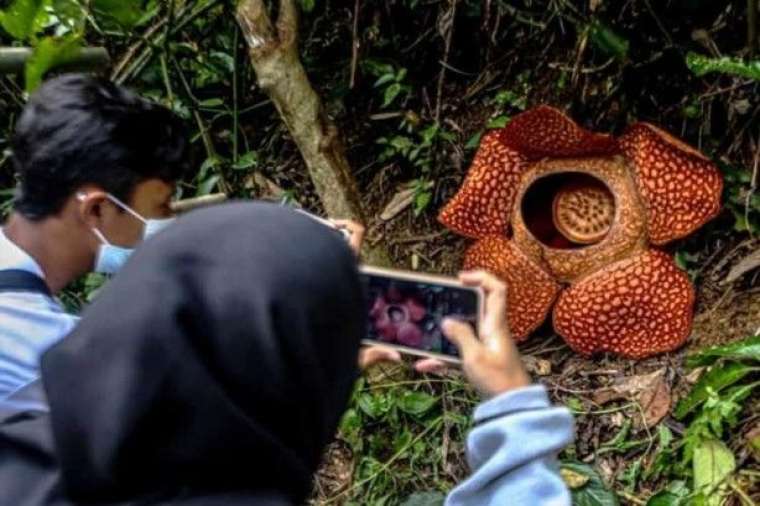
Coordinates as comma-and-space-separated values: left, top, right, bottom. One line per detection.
0, 47, 110, 75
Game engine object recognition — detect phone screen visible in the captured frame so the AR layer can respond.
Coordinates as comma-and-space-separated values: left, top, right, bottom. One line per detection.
360, 271, 479, 359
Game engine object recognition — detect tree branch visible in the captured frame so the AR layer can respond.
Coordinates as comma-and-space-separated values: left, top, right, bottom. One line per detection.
235, 0, 390, 265
236, 0, 278, 58
276, 0, 299, 49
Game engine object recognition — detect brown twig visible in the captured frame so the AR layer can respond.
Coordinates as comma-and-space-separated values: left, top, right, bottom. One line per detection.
349, 0, 361, 89
111, 17, 168, 79
642, 0, 674, 46
746, 129, 759, 238
435, 0, 457, 124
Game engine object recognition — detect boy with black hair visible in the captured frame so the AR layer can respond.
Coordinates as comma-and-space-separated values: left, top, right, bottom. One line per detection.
0, 73, 190, 400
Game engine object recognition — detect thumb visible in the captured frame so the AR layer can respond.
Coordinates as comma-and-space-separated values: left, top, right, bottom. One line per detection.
442, 318, 479, 357
358, 346, 402, 370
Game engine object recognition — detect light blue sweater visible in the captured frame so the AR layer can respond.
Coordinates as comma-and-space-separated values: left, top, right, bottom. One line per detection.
447, 385, 574, 506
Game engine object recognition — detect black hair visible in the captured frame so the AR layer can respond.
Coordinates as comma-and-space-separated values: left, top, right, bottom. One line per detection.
11, 73, 190, 220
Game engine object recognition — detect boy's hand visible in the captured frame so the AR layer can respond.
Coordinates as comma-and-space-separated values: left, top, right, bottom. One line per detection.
442, 271, 530, 398
331, 219, 365, 256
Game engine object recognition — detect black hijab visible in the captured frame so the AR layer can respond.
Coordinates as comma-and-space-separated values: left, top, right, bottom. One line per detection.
0, 202, 364, 505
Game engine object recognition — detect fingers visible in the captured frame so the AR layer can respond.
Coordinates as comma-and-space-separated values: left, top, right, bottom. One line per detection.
414, 358, 448, 374
441, 318, 480, 357
458, 270, 509, 336
358, 346, 402, 370
331, 219, 365, 255
459, 270, 505, 294
331, 219, 365, 235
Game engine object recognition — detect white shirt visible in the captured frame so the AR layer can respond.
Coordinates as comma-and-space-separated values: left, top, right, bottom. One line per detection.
0, 229, 79, 400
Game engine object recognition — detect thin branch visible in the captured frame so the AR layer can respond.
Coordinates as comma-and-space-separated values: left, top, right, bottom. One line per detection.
746, 129, 759, 238
276, 0, 300, 48
643, 0, 674, 46
115, 0, 222, 84
349, 0, 361, 89
435, 0, 457, 124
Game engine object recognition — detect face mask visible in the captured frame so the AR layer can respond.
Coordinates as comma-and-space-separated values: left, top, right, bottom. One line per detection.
91, 228, 135, 275
79, 193, 176, 274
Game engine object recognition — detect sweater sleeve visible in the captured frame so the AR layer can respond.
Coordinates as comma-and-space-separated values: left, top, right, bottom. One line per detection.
445, 385, 574, 506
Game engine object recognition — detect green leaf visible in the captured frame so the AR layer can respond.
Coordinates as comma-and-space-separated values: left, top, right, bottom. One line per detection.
397, 391, 437, 416
24, 35, 82, 92
91, 0, 144, 30
210, 51, 235, 74
673, 361, 753, 419
620, 457, 642, 492
198, 156, 220, 181
374, 73, 396, 88
685, 334, 760, 368
646, 481, 690, 506
0, 0, 44, 40
413, 191, 432, 217
84, 273, 107, 303
686, 52, 760, 81
566, 397, 584, 413
299, 0, 315, 13
560, 462, 619, 506
645, 425, 675, 480
400, 492, 446, 506
199, 98, 224, 108
464, 132, 482, 150
589, 21, 629, 60
486, 115, 510, 129
382, 82, 403, 108
196, 174, 220, 196
693, 439, 735, 505
338, 408, 362, 450
232, 151, 259, 170
358, 392, 392, 419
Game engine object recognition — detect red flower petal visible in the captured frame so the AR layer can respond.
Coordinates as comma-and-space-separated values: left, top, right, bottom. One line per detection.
397, 322, 424, 347
464, 236, 560, 340
374, 312, 397, 342
438, 131, 527, 238
553, 250, 695, 359
499, 105, 619, 159
619, 123, 723, 245
406, 298, 427, 322
370, 296, 387, 318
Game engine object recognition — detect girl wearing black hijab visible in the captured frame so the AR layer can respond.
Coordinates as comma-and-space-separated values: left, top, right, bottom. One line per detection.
0, 203, 573, 505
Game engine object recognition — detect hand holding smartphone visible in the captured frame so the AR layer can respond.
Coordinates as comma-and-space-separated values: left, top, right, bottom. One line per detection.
360, 268, 531, 397
359, 266, 483, 364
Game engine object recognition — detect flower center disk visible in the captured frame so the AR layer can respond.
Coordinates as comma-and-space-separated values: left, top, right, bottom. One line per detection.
552, 181, 614, 245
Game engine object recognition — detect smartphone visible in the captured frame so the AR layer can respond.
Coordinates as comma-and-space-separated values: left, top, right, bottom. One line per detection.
292, 208, 351, 241
359, 266, 483, 364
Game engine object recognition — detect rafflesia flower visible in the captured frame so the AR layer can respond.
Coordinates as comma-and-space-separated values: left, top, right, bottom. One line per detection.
370, 289, 427, 347
439, 106, 723, 359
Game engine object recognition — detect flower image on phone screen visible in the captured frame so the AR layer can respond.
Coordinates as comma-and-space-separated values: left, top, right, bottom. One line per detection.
361, 273, 479, 358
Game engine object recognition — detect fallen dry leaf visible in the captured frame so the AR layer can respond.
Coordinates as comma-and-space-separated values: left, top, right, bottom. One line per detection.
380, 184, 416, 221
592, 368, 671, 428
523, 356, 552, 376
638, 373, 671, 428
